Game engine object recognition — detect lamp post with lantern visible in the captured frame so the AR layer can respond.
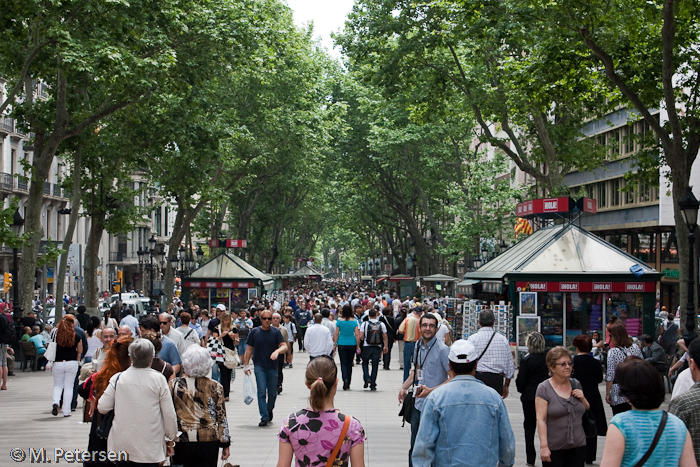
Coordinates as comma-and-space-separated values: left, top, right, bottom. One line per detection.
137, 234, 165, 313
10, 210, 24, 332
679, 186, 700, 339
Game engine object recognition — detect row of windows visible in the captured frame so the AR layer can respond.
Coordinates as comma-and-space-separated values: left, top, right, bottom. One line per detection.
595, 118, 655, 161
605, 232, 678, 263
574, 176, 659, 210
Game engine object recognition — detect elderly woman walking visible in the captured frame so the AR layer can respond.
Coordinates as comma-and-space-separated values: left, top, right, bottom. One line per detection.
98, 338, 177, 466
170, 345, 231, 467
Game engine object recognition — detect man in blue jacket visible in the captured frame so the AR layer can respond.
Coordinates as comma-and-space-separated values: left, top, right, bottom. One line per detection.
412, 339, 515, 467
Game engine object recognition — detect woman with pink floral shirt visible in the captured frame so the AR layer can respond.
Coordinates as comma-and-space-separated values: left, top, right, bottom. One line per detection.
277, 357, 366, 467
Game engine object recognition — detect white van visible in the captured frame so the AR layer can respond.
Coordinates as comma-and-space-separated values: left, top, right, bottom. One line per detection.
122, 298, 146, 316
110, 292, 139, 304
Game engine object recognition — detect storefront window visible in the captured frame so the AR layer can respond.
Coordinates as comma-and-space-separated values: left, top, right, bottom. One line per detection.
607, 234, 628, 252
566, 293, 605, 346
661, 232, 678, 262
631, 233, 656, 263
607, 292, 644, 337
539, 293, 564, 349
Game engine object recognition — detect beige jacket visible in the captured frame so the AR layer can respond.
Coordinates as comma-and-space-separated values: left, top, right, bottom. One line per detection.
98, 366, 178, 463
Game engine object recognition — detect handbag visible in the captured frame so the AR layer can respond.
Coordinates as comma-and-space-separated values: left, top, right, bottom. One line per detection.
96, 373, 121, 439
325, 415, 352, 467
44, 341, 57, 362
570, 378, 597, 438
399, 351, 418, 426
632, 411, 667, 467
223, 346, 239, 369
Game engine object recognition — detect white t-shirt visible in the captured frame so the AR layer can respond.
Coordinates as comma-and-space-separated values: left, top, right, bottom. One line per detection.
671, 368, 694, 400
360, 319, 387, 347
435, 322, 450, 343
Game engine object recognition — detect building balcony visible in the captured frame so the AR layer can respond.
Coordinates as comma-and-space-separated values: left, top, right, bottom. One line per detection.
15, 177, 28, 192
43, 181, 51, 195
0, 173, 13, 192
0, 117, 14, 136
109, 251, 138, 263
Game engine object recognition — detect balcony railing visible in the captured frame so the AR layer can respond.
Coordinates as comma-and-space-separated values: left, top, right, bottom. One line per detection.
110, 251, 137, 262
52, 183, 60, 197
0, 173, 13, 191
43, 181, 51, 195
16, 178, 28, 191
0, 117, 13, 133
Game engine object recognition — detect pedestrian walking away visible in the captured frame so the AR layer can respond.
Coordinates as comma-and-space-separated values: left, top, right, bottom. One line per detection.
334, 304, 360, 390
243, 309, 287, 426
277, 356, 366, 467
358, 308, 388, 391
468, 309, 514, 397
304, 313, 333, 361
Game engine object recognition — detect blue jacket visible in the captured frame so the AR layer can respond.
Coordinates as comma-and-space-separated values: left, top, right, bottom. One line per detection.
412, 375, 515, 467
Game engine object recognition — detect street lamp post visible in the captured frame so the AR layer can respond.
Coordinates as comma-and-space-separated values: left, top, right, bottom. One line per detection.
138, 235, 164, 313
679, 186, 700, 339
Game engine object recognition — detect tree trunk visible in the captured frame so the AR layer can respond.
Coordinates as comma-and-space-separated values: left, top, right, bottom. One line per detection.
54, 148, 82, 325
84, 212, 105, 313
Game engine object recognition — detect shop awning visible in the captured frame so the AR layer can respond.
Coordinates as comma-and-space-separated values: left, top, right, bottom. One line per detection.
482, 281, 503, 294
421, 274, 458, 282
389, 275, 415, 282
457, 279, 480, 296
376, 276, 388, 283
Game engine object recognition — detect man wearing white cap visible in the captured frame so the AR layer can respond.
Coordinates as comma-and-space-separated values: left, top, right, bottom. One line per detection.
412, 339, 516, 467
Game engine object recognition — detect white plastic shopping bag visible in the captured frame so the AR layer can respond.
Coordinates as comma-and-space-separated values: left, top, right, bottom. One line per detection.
243, 373, 255, 405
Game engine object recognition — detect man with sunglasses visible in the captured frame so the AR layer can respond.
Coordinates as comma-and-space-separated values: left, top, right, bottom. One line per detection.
243, 309, 287, 427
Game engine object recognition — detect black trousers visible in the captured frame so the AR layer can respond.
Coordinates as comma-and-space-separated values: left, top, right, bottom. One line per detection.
338, 345, 356, 384
383, 338, 394, 369
475, 371, 504, 396
172, 441, 220, 467
297, 326, 307, 350
542, 446, 585, 467
521, 400, 537, 465
217, 362, 232, 397
585, 435, 598, 463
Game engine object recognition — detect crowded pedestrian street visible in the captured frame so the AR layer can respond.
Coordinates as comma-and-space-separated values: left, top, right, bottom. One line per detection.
1, 353, 621, 466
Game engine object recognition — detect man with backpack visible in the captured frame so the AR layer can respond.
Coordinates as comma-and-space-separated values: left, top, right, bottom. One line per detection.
358, 307, 388, 391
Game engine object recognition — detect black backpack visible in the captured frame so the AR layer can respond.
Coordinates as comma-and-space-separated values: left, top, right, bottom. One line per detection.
366, 321, 383, 346
0, 313, 15, 345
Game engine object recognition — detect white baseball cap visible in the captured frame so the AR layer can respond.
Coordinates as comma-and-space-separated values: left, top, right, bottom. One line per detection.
216, 304, 226, 311
448, 339, 479, 364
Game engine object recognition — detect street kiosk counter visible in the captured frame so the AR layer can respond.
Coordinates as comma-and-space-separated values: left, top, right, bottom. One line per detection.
180, 253, 273, 311
463, 223, 661, 351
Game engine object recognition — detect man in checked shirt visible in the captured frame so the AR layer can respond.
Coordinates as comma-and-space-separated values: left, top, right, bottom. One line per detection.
467, 309, 514, 398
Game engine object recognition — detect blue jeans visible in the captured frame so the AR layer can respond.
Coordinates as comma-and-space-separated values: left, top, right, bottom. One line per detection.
409, 407, 421, 467
361, 346, 381, 389
237, 338, 247, 357
211, 360, 221, 382
254, 365, 278, 421
403, 341, 416, 382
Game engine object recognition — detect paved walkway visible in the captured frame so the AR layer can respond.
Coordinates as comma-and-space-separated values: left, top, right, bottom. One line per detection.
0, 352, 631, 466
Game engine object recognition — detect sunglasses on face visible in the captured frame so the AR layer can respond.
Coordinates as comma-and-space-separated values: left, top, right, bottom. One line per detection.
261, 317, 272, 321
159, 321, 169, 325
555, 362, 573, 368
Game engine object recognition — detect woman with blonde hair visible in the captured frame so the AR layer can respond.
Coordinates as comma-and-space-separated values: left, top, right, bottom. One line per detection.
277, 356, 366, 467
211, 312, 238, 400
51, 314, 83, 417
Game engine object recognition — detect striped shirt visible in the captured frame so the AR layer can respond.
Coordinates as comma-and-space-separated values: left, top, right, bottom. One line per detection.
611, 410, 687, 467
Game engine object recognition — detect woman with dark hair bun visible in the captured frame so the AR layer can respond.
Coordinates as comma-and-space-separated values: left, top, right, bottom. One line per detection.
600, 357, 695, 467
605, 321, 643, 415
277, 356, 366, 467
572, 334, 607, 465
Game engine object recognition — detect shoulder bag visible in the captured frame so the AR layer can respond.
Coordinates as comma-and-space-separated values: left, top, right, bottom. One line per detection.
398, 363, 416, 426
632, 411, 667, 467
219, 326, 240, 369
570, 378, 597, 438
45, 329, 57, 362
325, 415, 352, 467
96, 373, 122, 439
